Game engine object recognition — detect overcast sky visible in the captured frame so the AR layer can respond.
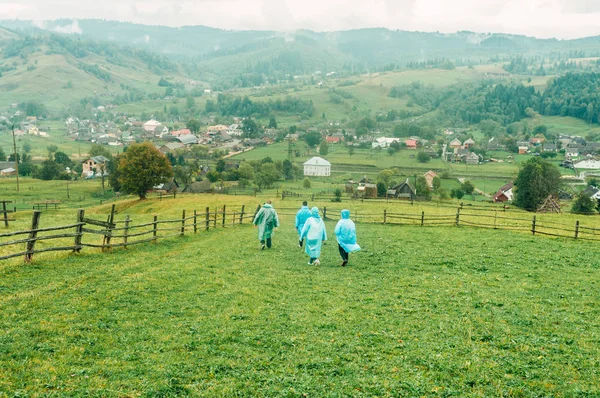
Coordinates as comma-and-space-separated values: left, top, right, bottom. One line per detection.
2, 0, 600, 39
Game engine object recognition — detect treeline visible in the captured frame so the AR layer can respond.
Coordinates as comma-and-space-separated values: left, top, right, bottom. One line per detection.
206, 94, 315, 118
541, 72, 600, 124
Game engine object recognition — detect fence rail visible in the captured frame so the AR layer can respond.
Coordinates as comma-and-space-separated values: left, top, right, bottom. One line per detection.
2, 203, 599, 264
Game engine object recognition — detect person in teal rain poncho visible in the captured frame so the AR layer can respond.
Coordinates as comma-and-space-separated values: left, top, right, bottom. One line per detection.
295, 201, 312, 248
334, 210, 361, 267
253, 200, 280, 250
300, 207, 327, 265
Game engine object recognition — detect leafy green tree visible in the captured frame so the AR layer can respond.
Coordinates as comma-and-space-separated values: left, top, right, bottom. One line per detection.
186, 96, 195, 109
46, 145, 58, 161
242, 118, 259, 139
216, 159, 226, 173
432, 176, 442, 192
376, 181, 387, 197
238, 162, 255, 181
461, 180, 475, 195
38, 160, 62, 181
268, 115, 278, 129
348, 146, 355, 157
255, 162, 281, 189
319, 139, 329, 156
571, 194, 595, 214
303, 178, 311, 189
378, 169, 394, 187
118, 142, 173, 200
0, 147, 5, 161
107, 155, 122, 192
514, 157, 562, 211
332, 188, 342, 202
387, 147, 396, 156
416, 151, 430, 163
89, 144, 111, 158
186, 119, 201, 134
282, 159, 294, 180
416, 176, 431, 199
450, 188, 465, 199
22, 142, 32, 153
53, 151, 72, 167
533, 125, 548, 135
304, 131, 322, 149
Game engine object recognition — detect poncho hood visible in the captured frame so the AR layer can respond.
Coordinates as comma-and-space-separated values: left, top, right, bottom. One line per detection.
311, 207, 321, 219
341, 209, 350, 219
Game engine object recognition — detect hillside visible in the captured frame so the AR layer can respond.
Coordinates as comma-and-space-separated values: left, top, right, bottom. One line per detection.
0, 30, 196, 111
1, 196, 599, 395
4, 20, 600, 79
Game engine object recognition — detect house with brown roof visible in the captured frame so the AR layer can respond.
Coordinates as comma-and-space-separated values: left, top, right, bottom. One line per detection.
424, 171, 438, 188
493, 182, 514, 203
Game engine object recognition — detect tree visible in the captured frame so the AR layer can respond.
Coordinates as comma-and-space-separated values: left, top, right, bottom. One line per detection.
186, 119, 201, 134
461, 180, 475, 195
304, 131, 322, 149
186, 96, 196, 109
38, 160, 62, 181
319, 139, 329, 156
450, 188, 465, 199
387, 147, 396, 156
22, 142, 32, 153
348, 146, 355, 157
268, 115, 278, 129
303, 177, 311, 189
533, 125, 548, 135
332, 188, 342, 202
118, 142, 173, 199
432, 176, 442, 192
255, 162, 281, 189
378, 169, 394, 187
53, 151, 72, 167
242, 118, 259, 139
514, 157, 562, 211
282, 159, 294, 180
238, 162, 255, 181
216, 159, 226, 173
416, 176, 431, 199
416, 151, 430, 163
107, 155, 122, 192
89, 144, 111, 158
376, 181, 387, 197
572, 194, 595, 214
47, 145, 59, 161
0, 147, 5, 161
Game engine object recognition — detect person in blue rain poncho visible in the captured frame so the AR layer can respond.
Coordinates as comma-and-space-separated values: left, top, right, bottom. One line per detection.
295, 201, 312, 248
253, 200, 280, 250
300, 207, 327, 265
334, 209, 361, 267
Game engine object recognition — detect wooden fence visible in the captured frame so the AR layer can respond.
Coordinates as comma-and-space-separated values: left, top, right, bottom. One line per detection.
1, 200, 16, 228
2, 203, 599, 264
0, 204, 260, 263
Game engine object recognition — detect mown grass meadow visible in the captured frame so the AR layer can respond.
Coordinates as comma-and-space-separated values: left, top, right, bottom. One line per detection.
1, 197, 599, 396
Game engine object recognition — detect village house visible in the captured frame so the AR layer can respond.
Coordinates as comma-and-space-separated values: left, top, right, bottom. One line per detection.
424, 171, 438, 188
372, 137, 400, 148
0, 167, 16, 177
325, 136, 341, 144
160, 142, 185, 153
493, 182, 514, 203
171, 129, 192, 137
388, 179, 416, 200
177, 134, 199, 146
143, 119, 162, 134
466, 152, 481, 165
449, 138, 462, 149
405, 139, 418, 149
303, 157, 331, 177
82, 156, 109, 178
463, 138, 475, 149
581, 185, 600, 200
543, 143, 557, 152
573, 158, 600, 170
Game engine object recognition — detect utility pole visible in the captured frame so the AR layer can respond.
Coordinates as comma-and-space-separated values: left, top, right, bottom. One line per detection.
11, 124, 20, 192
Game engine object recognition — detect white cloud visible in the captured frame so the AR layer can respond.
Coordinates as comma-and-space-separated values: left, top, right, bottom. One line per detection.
1, 0, 600, 39
53, 20, 82, 34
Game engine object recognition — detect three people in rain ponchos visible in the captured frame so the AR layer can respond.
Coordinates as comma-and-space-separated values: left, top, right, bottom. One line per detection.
295, 201, 312, 248
334, 209, 361, 266
253, 200, 280, 250
300, 207, 327, 265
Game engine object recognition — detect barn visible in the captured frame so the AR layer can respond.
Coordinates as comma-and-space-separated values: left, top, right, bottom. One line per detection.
303, 157, 331, 177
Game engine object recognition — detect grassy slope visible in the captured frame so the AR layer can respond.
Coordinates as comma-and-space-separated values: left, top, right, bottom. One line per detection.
1, 199, 599, 396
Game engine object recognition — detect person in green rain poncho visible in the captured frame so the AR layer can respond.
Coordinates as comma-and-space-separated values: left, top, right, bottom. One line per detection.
299, 207, 327, 265
295, 201, 312, 248
334, 209, 361, 267
253, 200, 280, 250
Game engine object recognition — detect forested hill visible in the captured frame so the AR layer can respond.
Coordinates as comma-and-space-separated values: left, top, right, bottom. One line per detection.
0, 29, 191, 111
5, 19, 600, 75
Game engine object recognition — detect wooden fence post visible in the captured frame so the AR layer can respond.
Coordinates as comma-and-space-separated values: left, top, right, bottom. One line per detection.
124, 215, 130, 249
103, 204, 116, 252
531, 215, 537, 235
222, 205, 226, 227
74, 209, 84, 254
455, 207, 461, 227
383, 209, 387, 224
494, 211, 497, 229
232, 210, 236, 225
205, 207, 210, 231
181, 210, 186, 236
24, 211, 42, 263
213, 207, 217, 228
153, 215, 158, 243
323, 207, 327, 220
159, 192, 163, 201
421, 211, 425, 226
2, 201, 8, 228
193, 210, 197, 234
240, 205, 245, 224
575, 220, 580, 239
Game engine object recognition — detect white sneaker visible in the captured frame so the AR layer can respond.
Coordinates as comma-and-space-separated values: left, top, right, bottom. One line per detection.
314, 259, 321, 266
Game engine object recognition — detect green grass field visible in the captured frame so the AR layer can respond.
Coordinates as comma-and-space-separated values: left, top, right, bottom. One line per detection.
1, 195, 599, 396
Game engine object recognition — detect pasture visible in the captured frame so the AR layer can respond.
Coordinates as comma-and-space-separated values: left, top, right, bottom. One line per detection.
1, 194, 599, 396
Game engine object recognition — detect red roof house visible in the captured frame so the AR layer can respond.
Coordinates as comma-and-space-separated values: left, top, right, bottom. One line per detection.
405, 139, 417, 149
